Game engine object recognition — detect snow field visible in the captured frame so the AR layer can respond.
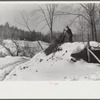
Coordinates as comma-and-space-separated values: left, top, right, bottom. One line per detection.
1, 41, 100, 81
0, 40, 49, 56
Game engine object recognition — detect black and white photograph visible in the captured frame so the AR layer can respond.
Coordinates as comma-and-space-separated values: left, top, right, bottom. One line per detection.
0, 1, 100, 81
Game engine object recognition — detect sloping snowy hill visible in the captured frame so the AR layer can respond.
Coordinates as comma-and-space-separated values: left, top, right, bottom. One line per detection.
3, 41, 100, 81
0, 56, 30, 81
0, 40, 49, 56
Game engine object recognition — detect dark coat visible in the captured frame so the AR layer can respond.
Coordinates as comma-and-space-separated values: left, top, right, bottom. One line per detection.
60, 26, 73, 43
66, 26, 73, 42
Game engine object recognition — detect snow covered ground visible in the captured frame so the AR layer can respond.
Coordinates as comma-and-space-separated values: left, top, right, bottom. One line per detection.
1, 41, 100, 81
0, 56, 30, 81
0, 40, 49, 56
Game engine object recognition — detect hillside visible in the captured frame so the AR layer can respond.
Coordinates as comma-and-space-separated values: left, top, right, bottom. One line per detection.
0, 40, 49, 57
2, 41, 100, 81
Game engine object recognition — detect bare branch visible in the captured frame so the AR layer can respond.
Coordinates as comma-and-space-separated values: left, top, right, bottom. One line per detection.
56, 11, 91, 24
40, 23, 48, 32
37, 5, 51, 29
20, 11, 44, 50
69, 15, 80, 26
20, 11, 32, 32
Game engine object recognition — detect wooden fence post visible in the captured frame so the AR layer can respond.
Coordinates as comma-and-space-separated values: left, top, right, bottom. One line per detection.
87, 33, 90, 62
87, 48, 100, 64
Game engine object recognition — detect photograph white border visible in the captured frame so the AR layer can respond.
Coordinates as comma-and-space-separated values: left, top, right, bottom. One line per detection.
0, 1, 100, 99
0, 81, 100, 99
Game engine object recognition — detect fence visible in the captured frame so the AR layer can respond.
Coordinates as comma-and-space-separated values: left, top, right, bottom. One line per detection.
87, 47, 100, 64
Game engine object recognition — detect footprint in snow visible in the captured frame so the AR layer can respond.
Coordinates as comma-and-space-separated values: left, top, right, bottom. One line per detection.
36, 70, 38, 72
62, 54, 65, 56
39, 59, 43, 62
13, 74, 16, 76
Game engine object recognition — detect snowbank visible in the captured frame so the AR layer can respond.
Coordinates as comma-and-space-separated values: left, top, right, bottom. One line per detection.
0, 56, 29, 81
90, 41, 100, 47
3, 42, 100, 81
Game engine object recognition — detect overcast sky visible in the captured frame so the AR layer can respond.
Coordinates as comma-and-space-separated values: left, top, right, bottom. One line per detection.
0, 3, 35, 27
0, 2, 79, 34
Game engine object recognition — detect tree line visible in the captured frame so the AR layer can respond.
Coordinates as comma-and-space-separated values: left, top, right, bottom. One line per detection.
1, 21, 100, 43
0, 22, 48, 42
0, 22, 66, 43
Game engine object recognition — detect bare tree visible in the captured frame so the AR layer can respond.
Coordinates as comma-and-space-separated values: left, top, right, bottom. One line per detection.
0, 22, 20, 56
75, 16, 86, 42
0, 39, 14, 56
80, 3, 98, 41
33, 4, 59, 42
15, 11, 44, 50
58, 3, 98, 41
96, 4, 100, 33
10, 34, 21, 56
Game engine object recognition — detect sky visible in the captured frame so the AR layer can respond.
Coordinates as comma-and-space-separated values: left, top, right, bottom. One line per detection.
0, 3, 35, 28
0, 2, 79, 34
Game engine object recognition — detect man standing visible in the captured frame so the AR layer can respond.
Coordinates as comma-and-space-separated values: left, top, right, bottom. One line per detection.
62, 26, 73, 42
66, 26, 73, 42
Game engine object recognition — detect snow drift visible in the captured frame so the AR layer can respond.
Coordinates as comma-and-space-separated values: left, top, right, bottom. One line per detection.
3, 41, 100, 81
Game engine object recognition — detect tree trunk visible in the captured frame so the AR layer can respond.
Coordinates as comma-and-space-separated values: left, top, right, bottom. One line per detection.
37, 40, 44, 50
87, 33, 90, 62
93, 23, 97, 41
50, 27, 53, 42
91, 20, 94, 41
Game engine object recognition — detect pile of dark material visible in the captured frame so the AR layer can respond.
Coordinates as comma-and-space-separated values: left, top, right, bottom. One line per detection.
71, 48, 100, 63
44, 39, 62, 55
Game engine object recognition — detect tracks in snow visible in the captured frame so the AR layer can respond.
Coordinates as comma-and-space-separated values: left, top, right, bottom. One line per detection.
0, 58, 30, 81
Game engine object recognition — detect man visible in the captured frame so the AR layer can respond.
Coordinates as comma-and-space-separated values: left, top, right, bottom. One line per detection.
64, 26, 73, 42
